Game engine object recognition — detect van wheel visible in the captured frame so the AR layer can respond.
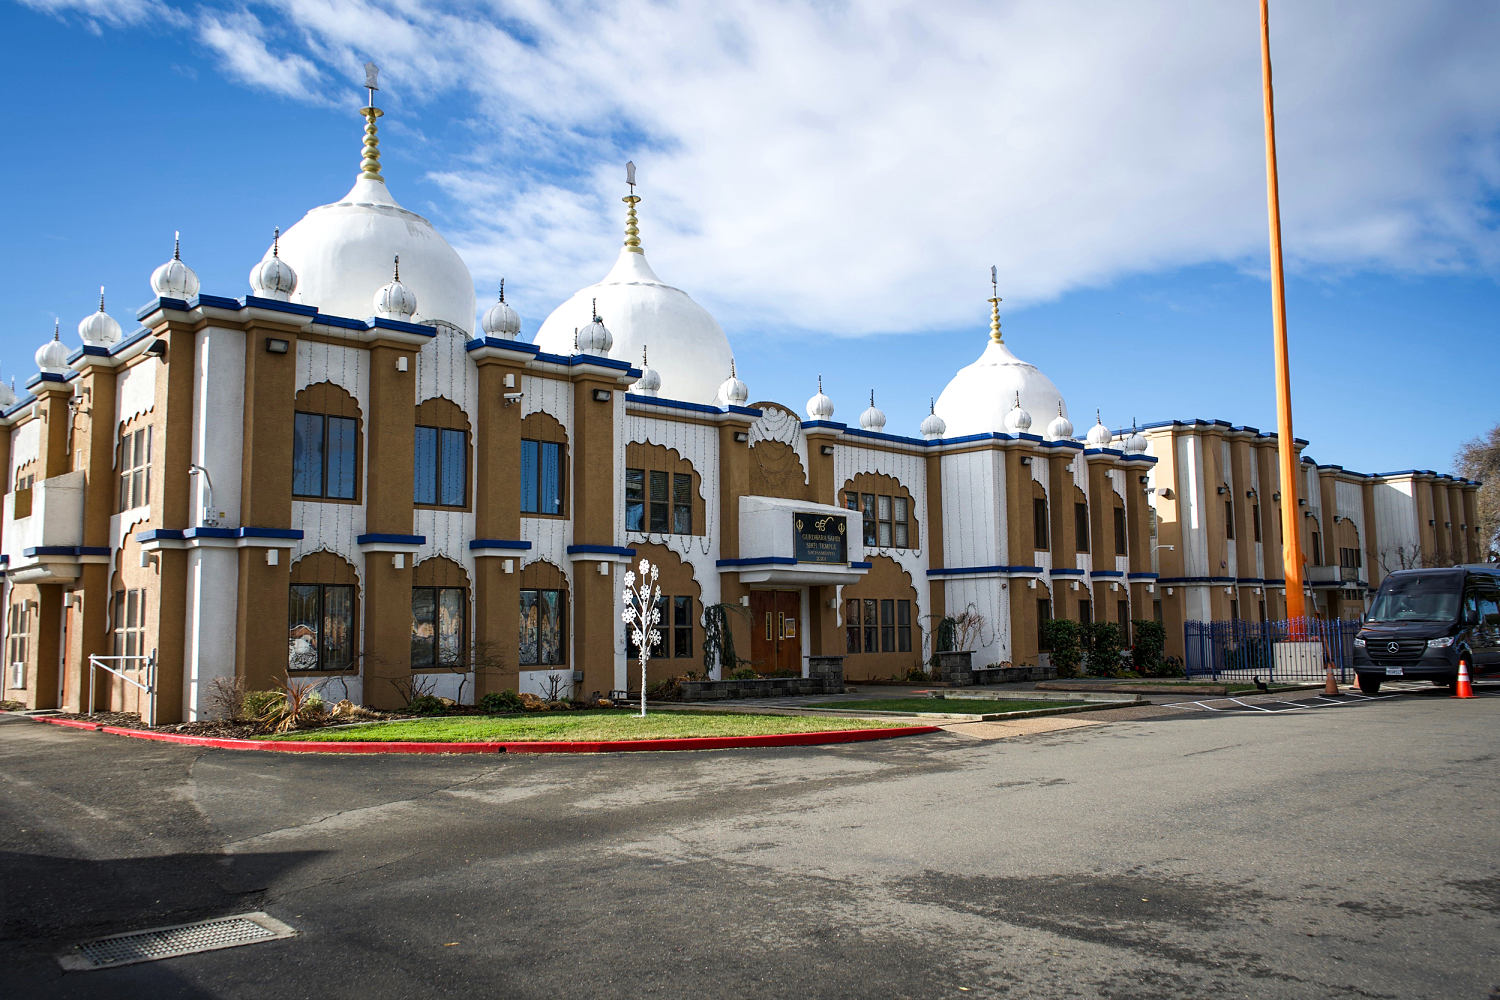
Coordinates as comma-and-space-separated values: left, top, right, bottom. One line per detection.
1358, 675, 1382, 694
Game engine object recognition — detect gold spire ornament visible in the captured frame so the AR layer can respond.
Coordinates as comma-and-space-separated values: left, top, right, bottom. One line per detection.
623, 160, 642, 254
988, 265, 1003, 344
359, 62, 384, 181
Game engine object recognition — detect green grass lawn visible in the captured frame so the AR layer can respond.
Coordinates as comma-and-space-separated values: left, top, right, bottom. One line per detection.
267, 710, 924, 743
802, 698, 1089, 715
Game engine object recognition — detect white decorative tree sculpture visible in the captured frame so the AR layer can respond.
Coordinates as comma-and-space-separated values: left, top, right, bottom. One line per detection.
621, 558, 661, 718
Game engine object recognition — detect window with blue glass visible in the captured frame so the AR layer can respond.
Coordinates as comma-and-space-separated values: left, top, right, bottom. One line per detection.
293, 412, 358, 500
520, 439, 565, 515
414, 426, 467, 507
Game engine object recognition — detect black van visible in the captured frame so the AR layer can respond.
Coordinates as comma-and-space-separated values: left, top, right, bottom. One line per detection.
1353, 565, 1500, 693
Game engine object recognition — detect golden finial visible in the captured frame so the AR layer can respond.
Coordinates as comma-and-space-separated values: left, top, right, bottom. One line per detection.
988, 265, 1003, 344
622, 160, 643, 254
359, 62, 384, 181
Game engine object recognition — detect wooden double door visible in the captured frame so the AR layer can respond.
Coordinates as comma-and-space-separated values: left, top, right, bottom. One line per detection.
749, 590, 801, 674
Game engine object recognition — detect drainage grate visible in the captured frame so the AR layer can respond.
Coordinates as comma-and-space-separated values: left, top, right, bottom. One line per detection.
59, 912, 296, 971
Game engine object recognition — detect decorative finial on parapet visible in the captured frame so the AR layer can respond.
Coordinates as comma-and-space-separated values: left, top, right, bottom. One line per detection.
359, 62, 384, 181
623, 160, 643, 254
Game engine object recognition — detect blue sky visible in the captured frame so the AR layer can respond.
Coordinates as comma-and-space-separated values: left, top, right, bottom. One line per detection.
4, 0, 1497, 477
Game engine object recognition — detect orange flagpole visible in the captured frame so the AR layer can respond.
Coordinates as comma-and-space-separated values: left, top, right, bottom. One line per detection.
1260, 0, 1306, 623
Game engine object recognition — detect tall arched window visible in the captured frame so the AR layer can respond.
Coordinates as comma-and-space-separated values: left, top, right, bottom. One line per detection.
414, 397, 471, 509
411, 557, 469, 670
519, 561, 568, 667
519, 413, 567, 517
840, 473, 919, 550
292, 382, 363, 502
625, 443, 705, 536
288, 552, 359, 672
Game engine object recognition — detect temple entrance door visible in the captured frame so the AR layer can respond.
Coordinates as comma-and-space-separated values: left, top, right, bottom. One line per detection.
749, 590, 801, 674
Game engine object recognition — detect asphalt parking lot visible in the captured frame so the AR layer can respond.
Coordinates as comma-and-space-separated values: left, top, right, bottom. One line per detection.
3, 687, 1498, 999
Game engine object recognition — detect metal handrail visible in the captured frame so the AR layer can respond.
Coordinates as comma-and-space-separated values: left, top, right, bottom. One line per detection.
88, 649, 157, 726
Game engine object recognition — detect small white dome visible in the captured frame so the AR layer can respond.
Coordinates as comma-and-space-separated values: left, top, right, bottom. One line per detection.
480, 280, 521, 338
859, 391, 887, 432
150, 233, 200, 299
78, 287, 121, 347
1085, 410, 1112, 448
36, 322, 71, 374
806, 376, 835, 421
0, 375, 15, 408
373, 256, 418, 320
577, 300, 613, 354
716, 360, 748, 407
920, 399, 946, 440
632, 346, 661, 396
1046, 402, 1074, 441
249, 229, 298, 301
1124, 421, 1148, 455
1004, 392, 1033, 434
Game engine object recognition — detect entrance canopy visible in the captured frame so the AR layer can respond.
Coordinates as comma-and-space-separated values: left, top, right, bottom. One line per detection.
723, 496, 870, 587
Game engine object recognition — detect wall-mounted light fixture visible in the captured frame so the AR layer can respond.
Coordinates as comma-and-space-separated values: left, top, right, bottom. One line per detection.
1445, 521, 1451, 528
397, 356, 409, 373
820, 445, 835, 456
1246, 488, 1257, 498
1216, 486, 1228, 495
1272, 491, 1281, 501
1139, 475, 1149, 485
733, 431, 749, 443
263, 549, 276, 567
504, 373, 517, 388
63, 592, 77, 608
1027, 578, 1037, 589
145, 337, 168, 358
1019, 456, 1032, 466
391, 553, 405, 569
503, 558, 514, 575
592, 388, 612, 402
1297, 497, 1307, 506
1428, 518, 1436, 526
1304, 511, 1315, 519
1158, 487, 1174, 500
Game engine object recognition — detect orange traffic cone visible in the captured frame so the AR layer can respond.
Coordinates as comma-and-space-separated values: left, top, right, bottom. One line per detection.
1455, 658, 1474, 699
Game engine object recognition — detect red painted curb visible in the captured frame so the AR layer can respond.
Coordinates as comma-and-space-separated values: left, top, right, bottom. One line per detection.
34, 716, 103, 732
27, 717, 942, 754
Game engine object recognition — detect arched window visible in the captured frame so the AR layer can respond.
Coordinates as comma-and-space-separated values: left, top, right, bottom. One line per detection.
116, 420, 151, 512
414, 397, 471, 509
411, 557, 469, 670
519, 413, 567, 517
1032, 481, 1050, 551
625, 443, 705, 536
623, 544, 702, 683
840, 556, 920, 681
840, 473, 919, 550
288, 552, 359, 672
519, 561, 568, 666
293, 382, 362, 502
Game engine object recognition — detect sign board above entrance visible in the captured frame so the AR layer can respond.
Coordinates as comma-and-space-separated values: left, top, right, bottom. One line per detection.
794, 512, 847, 565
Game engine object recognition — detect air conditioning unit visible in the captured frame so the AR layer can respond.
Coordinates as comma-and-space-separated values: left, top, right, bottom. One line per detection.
10, 661, 24, 689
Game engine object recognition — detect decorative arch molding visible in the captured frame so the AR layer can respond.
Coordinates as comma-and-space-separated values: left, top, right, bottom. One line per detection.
839, 471, 921, 551
291, 550, 360, 586
519, 410, 568, 445
748, 402, 809, 500
415, 395, 471, 433
628, 542, 704, 684
295, 380, 363, 421
413, 554, 470, 589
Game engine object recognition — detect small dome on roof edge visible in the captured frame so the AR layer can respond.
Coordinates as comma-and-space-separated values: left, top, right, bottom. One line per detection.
920, 399, 946, 440
859, 391, 886, 432
150, 234, 200, 299
717, 360, 748, 407
78, 288, 121, 347
632, 347, 661, 396
36, 322, 71, 374
1004, 392, 1033, 434
1085, 410, 1112, 448
1046, 402, 1074, 441
806, 376, 834, 421
373, 256, 417, 320
249, 229, 298, 301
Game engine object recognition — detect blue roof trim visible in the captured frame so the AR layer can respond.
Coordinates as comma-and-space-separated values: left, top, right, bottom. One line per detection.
726, 405, 762, 417
244, 296, 319, 316
800, 419, 849, 432
25, 372, 70, 388
137, 296, 190, 319
528, 351, 637, 373
1157, 576, 1238, 585
1090, 570, 1125, 578
566, 544, 636, 556
469, 538, 532, 551
465, 337, 541, 355
625, 394, 724, 415
23, 545, 110, 557
370, 316, 437, 337
357, 533, 425, 545
842, 427, 930, 447
1049, 568, 1087, 576
928, 564, 1042, 577
135, 526, 303, 543
1127, 572, 1159, 580
850, 561, 873, 569
318, 314, 368, 331
716, 556, 798, 568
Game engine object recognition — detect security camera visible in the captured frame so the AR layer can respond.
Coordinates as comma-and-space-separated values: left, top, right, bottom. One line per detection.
503, 391, 523, 406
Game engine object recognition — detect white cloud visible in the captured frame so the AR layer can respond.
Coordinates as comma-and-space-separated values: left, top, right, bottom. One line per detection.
197, 9, 324, 102
17, 0, 186, 29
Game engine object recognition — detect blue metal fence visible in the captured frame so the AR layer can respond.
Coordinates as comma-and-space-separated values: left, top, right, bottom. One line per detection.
1183, 617, 1362, 682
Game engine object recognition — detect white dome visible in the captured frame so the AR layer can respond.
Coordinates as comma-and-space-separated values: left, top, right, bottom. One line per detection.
632, 347, 661, 396
533, 241, 732, 403
249, 230, 298, 301
36, 323, 70, 374
934, 338, 1068, 439
78, 288, 121, 347
480, 281, 521, 338
859, 391, 887, 432
150, 234, 200, 299
576, 303, 614, 354
806, 376, 835, 421
1003, 392, 1033, 434
1085, 411, 1112, 448
275, 175, 475, 331
1046, 402, 1074, 441
920, 399, 946, 440
1124, 422, 1148, 455
372, 257, 418, 320
716, 360, 748, 407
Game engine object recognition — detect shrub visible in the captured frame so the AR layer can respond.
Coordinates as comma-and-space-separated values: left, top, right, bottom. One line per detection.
407, 694, 448, 716
1042, 619, 1081, 677
904, 666, 932, 683
727, 667, 759, 680
206, 676, 246, 720
252, 677, 325, 734
1130, 619, 1167, 675
243, 689, 285, 721
478, 690, 524, 714
1081, 621, 1123, 676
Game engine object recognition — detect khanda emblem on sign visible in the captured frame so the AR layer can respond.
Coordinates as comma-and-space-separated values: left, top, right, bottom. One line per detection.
813, 516, 835, 531
795, 518, 804, 531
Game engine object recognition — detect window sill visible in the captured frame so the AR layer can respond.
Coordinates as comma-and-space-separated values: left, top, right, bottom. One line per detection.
287, 668, 358, 675
521, 512, 569, 520
415, 504, 472, 513
292, 495, 362, 506
412, 666, 469, 674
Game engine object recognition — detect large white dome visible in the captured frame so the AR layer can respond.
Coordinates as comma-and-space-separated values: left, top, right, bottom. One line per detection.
534, 247, 732, 406
934, 338, 1069, 438
270, 174, 475, 332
